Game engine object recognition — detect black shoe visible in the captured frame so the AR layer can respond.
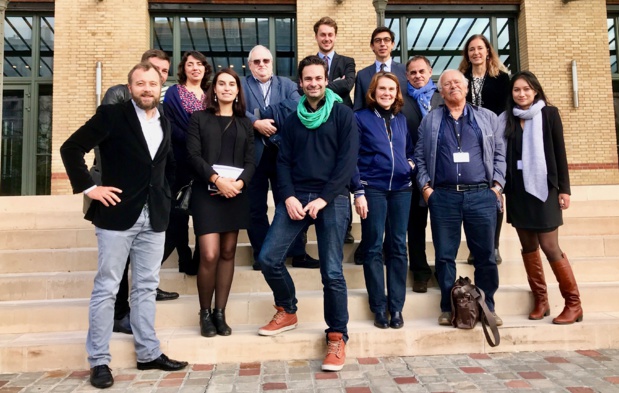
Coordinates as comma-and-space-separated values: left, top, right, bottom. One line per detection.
495, 248, 503, 265
390, 311, 404, 329
374, 312, 389, 329
412, 281, 428, 293
252, 260, 262, 271
156, 288, 179, 301
213, 308, 232, 336
291, 254, 320, 269
90, 365, 113, 389
200, 309, 217, 338
467, 252, 475, 265
137, 353, 188, 371
112, 314, 132, 335
354, 246, 364, 265
344, 230, 355, 244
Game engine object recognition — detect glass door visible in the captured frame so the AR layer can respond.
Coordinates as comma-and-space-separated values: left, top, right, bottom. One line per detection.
1, 86, 31, 196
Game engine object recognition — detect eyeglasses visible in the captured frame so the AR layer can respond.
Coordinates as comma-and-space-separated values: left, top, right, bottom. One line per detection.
373, 37, 393, 44
251, 58, 271, 66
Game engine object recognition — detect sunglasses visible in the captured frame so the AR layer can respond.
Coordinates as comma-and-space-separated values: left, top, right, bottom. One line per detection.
251, 58, 271, 66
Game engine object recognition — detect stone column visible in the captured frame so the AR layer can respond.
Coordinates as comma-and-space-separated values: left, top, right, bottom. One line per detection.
372, 0, 388, 27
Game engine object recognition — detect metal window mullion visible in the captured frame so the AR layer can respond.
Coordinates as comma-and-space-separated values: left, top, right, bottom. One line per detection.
173, 15, 181, 76
614, 16, 619, 77
22, 16, 41, 195
399, 16, 407, 63
268, 16, 276, 75
489, 16, 498, 54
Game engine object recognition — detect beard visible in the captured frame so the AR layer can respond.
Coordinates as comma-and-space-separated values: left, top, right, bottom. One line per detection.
133, 93, 159, 111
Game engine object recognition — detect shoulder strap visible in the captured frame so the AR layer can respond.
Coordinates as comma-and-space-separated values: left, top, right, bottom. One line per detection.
462, 284, 500, 347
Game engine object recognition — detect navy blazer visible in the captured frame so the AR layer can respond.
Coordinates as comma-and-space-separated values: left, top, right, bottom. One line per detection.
353, 61, 407, 112
401, 90, 444, 147
60, 101, 176, 232
326, 52, 356, 108
241, 75, 300, 164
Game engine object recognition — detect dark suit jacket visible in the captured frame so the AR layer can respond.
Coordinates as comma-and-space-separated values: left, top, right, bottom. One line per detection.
241, 75, 300, 164
504, 106, 570, 196
60, 100, 176, 232
186, 111, 256, 187
353, 61, 407, 111
464, 69, 510, 116
326, 52, 356, 108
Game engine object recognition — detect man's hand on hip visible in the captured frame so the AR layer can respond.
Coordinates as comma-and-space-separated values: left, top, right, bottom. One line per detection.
86, 186, 122, 207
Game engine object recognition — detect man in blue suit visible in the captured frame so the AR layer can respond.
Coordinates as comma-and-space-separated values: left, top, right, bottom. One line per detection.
353, 27, 407, 112
242, 45, 319, 270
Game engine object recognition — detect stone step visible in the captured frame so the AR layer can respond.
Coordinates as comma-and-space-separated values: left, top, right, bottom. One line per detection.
0, 281, 616, 334
1, 234, 618, 275
1, 312, 617, 373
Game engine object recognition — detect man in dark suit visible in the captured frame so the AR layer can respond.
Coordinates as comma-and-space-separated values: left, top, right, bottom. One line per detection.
313, 16, 356, 244
60, 62, 187, 389
401, 55, 444, 293
242, 45, 319, 270
353, 26, 407, 112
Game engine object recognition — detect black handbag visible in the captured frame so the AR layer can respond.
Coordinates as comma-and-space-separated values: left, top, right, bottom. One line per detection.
174, 180, 193, 215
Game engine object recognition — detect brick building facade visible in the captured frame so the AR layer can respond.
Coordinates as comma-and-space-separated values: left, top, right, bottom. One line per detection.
5, 0, 616, 194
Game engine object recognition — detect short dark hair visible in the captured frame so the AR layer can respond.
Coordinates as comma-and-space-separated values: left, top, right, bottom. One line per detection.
176, 51, 212, 91
297, 55, 328, 81
313, 17, 338, 35
140, 49, 170, 65
370, 26, 395, 44
127, 62, 162, 85
206, 68, 247, 117
365, 72, 404, 114
406, 55, 432, 71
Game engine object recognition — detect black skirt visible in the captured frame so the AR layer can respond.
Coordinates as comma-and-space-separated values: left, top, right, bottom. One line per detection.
190, 181, 249, 236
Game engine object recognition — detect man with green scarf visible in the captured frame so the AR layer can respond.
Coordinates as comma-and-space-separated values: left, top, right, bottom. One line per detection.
256, 55, 358, 372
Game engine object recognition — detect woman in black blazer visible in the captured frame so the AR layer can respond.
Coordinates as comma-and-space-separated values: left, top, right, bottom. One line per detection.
459, 33, 511, 265
186, 69, 255, 337
502, 71, 582, 325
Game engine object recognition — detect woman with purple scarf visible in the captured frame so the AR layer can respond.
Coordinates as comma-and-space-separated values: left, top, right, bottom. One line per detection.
501, 71, 582, 325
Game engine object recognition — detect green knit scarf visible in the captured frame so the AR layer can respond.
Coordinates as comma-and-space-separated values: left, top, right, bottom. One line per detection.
296, 89, 342, 130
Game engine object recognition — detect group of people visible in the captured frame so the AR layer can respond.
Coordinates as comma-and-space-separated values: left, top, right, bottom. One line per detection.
59, 16, 583, 389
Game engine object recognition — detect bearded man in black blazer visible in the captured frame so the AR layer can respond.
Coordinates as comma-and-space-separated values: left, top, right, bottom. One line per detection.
60, 62, 187, 389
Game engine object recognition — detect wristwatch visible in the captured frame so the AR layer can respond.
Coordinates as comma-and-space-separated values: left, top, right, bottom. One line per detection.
492, 184, 503, 195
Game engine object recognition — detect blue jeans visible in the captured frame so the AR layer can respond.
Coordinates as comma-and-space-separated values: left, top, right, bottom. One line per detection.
247, 145, 305, 261
428, 188, 499, 312
87, 207, 163, 367
361, 188, 411, 313
258, 192, 350, 341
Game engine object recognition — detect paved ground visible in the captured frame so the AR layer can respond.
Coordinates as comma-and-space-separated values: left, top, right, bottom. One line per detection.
2, 349, 619, 393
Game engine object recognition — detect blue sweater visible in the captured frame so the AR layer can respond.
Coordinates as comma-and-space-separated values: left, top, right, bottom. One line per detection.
277, 102, 358, 204
352, 108, 414, 194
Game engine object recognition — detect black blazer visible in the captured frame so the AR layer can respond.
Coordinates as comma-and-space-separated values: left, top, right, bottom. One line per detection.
464, 69, 510, 116
60, 100, 176, 232
505, 106, 570, 195
401, 90, 444, 147
186, 111, 256, 187
327, 52, 356, 108
353, 61, 407, 111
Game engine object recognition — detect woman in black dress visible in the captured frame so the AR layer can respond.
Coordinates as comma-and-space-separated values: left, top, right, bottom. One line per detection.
502, 71, 582, 325
186, 69, 255, 337
459, 34, 510, 264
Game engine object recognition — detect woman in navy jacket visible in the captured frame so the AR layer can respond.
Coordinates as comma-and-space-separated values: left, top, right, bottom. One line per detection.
352, 72, 415, 329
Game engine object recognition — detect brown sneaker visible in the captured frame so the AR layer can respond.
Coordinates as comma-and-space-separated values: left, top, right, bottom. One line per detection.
257, 305, 298, 336
321, 332, 346, 371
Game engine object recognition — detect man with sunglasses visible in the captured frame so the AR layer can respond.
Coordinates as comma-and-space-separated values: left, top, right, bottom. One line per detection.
353, 27, 407, 112
242, 45, 320, 271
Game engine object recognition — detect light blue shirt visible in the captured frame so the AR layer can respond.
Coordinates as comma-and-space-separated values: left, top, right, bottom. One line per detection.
375, 58, 393, 73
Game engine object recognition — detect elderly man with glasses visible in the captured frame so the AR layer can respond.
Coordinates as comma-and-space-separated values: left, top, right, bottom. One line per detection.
242, 45, 319, 271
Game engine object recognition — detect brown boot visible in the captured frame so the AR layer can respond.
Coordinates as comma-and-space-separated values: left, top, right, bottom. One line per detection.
522, 249, 550, 320
550, 254, 583, 324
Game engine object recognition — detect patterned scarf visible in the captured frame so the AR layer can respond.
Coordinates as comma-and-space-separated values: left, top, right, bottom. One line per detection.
407, 79, 437, 117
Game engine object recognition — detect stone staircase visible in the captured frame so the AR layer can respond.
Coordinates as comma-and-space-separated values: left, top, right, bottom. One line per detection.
1, 186, 619, 373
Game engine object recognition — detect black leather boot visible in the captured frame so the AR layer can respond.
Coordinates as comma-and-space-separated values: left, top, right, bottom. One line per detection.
199, 309, 217, 337
213, 308, 232, 336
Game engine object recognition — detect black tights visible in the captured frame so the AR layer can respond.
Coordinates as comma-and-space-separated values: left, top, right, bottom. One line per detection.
516, 228, 563, 262
197, 231, 238, 310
